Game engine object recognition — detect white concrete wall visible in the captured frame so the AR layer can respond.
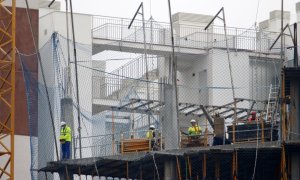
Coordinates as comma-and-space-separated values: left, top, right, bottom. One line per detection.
211, 49, 250, 107
177, 55, 210, 105
39, 9, 93, 161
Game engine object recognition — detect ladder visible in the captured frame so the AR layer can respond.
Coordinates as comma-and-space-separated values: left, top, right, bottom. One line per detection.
265, 84, 280, 123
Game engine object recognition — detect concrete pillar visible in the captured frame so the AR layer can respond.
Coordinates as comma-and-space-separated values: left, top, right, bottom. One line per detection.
290, 78, 300, 180
61, 98, 74, 159
290, 80, 300, 140
164, 159, 177, 180
162, 84, 179, 150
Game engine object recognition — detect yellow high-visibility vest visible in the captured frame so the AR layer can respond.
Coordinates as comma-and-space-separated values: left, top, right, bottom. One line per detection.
60, 126, 72, 142
188, 125, 202, 135
146, 130, 155, 139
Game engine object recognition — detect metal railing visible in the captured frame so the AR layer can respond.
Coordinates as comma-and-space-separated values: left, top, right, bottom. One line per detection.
92, 15, 281, 52
92, 55, 159, 99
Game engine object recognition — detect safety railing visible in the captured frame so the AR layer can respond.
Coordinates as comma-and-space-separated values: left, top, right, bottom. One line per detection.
92, 15, 280, 52
92, 55, 159, 100
75, 129, 162, 157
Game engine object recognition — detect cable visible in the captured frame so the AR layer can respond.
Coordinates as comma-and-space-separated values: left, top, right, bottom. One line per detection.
151, 153, 160, 180
251, 24, 263, 180
24, 0, 59, 161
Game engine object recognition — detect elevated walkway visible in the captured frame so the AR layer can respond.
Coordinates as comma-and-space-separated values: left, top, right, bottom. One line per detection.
92, 38, 207, 57
91, 16, 276, 56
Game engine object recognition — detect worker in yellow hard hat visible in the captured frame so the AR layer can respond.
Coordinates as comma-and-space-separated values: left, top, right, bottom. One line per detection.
59, 121, 72, 160
188, 119, 202, 136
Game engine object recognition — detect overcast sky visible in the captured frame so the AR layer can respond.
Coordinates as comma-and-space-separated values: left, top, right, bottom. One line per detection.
58, 0, 299, 28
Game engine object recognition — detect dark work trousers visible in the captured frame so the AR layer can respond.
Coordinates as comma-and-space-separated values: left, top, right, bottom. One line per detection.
62, 141, 71, 160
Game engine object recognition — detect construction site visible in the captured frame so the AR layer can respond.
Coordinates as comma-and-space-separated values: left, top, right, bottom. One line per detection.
0, 0, 300, 179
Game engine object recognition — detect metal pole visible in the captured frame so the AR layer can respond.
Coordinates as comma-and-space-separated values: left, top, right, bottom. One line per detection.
141, 3, 151, 127
167, 0, 180, 147
69, 0, 82, 158
222, 8, 237, 143
280, 0, 284, 143
281, 0, 284, 62
26, 0, 60, 161
65, 0, 72, 97
294, 23, 298, 67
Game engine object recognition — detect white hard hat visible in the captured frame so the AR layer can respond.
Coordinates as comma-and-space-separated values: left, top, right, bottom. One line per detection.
190, 119, 196, 123
150, 125, 155, 129
61, 121, 66, 126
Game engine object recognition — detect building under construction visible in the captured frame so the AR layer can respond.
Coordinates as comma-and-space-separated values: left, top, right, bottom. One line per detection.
1, 0, 300, 179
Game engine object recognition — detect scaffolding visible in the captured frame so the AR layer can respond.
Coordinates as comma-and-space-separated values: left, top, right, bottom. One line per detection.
0, 1, 16, 179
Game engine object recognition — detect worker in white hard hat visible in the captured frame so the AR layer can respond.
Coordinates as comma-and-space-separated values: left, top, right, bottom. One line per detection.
188, 119, 202, 136
146, 125, 157, 150
59, 121, 72, 160
147, 125, 156, 139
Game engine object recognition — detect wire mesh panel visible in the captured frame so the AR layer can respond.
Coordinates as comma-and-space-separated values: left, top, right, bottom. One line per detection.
19, 14, 299, 179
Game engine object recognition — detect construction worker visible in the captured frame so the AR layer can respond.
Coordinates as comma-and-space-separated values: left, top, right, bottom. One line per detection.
146, 125, 157, 150
60, 121, 72, 160
146, 125, 156, 139
188, 119, 202, 136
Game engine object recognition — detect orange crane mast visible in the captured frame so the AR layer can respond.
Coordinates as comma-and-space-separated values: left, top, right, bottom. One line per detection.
0, 0, 16, 179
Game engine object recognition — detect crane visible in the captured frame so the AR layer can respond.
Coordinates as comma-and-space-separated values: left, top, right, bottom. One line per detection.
0, 0, 16, 179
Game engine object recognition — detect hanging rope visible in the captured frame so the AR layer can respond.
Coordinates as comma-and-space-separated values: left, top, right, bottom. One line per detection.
24, 0, 59, 161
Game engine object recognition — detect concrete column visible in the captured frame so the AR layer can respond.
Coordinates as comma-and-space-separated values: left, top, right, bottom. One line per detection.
290, 80, 300, 140
290, 79, 300, 180
61, 98, 74, 159
164, 159, 177, 180
162, 84, 179, 150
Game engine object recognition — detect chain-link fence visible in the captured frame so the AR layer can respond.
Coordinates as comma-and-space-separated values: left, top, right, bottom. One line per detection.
19, 15, 299, 179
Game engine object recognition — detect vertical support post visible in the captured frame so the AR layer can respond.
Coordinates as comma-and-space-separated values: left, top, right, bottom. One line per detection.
59, 166, 74, 180
261, 116, 265, 143
215, 159, 220, 180
168, 0, 180, 147
294, 23, 298, 67
78, 167, 82, 180
112, 108, 115, 155
141, 3, 151, 127
128, 3, 151, 127
66, 166, 70, 180
126, 162, 129, 180
281, 145, 288, 180
65, 0, 72, 97
187, 156, 192, 179
176, 156, 182, 180
45, 172, 48, 180
223, 10, 237, 143
69, 0, 82, 158
281, 71, 286, 142
203, 154, 207, 179
232, 151, 238, 180
140, 165, 143, 180
279, 0, 284, 145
